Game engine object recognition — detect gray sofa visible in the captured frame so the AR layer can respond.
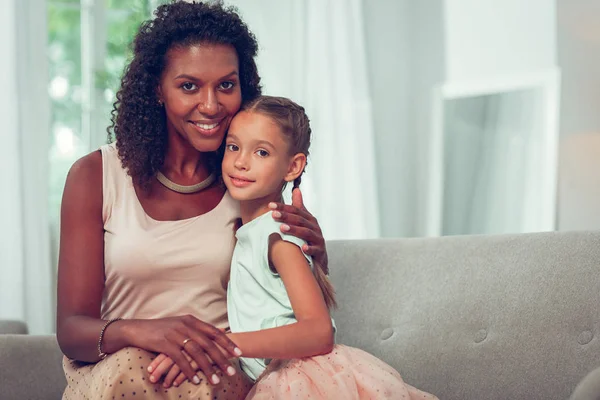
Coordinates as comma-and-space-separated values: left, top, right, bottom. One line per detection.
1, 230, 599, 399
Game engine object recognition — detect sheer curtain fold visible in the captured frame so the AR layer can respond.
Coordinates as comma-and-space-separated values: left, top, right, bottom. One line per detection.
0, 0, 53, 334
227, 0, 380, 239
291, 0, 380, 239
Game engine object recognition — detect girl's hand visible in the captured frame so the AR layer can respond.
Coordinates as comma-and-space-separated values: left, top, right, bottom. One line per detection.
269, 188, 329, 274
148, 352, 207, 388
148, 352, 202, 388
127, 316, 241, 386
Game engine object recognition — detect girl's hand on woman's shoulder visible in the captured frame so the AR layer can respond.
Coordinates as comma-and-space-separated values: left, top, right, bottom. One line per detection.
269, 188, 329, 274
125, 316, 241, 387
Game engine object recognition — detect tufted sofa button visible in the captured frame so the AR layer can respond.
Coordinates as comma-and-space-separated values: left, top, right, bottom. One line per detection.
578, 330, 593, 345
380, 328, 394, 340
474, 329, 487, 343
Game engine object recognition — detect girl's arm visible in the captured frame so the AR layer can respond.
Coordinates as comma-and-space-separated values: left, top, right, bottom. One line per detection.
227, 234, 334, 359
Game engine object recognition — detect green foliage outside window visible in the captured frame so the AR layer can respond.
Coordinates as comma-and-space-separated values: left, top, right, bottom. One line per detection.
47, 0, 167, 235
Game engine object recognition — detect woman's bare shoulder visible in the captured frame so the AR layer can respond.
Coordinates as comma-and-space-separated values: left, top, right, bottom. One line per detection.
63, 150, 103, 205
69, 150, 102, 179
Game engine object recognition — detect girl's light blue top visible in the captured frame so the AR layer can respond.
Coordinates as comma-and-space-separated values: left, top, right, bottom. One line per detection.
227, 211, 335, 381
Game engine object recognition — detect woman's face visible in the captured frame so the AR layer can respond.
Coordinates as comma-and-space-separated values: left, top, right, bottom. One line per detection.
158, 43, 242, 152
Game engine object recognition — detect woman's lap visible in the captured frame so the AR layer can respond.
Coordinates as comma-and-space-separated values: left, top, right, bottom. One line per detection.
62, 347, 253, 400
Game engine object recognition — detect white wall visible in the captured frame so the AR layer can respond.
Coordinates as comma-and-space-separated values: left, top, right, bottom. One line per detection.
363, 0, 558, 237
444, 0, 557, 84
557, 0, 600, 231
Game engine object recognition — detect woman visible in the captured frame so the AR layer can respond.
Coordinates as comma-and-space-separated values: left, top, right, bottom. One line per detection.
56, 2, 328, 399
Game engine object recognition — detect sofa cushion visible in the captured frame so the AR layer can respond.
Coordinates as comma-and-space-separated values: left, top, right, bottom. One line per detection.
0, 335, 66, 399
328, 231, 600, 400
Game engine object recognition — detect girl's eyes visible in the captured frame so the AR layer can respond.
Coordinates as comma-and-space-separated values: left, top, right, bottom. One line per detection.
225, 144, 269, 157
219, 81, 235, 91
256, 149, 269, 157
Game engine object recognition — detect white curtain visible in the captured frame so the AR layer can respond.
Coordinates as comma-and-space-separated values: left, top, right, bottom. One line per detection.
0, 0, 54, 334
230, 0, 380, 239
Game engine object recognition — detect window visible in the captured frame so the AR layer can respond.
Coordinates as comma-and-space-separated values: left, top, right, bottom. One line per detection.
47, 0, 167, 257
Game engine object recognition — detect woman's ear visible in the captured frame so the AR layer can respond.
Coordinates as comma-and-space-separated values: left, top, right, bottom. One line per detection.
284, 153, 307, 183
156, 86, 164, 105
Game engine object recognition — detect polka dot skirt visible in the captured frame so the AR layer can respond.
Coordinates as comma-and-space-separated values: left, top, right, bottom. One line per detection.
62, 347, 253, 400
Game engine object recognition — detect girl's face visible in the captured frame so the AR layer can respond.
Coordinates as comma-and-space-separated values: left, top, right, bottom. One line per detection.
222, 111, 305, 203
157, 43, 242, 152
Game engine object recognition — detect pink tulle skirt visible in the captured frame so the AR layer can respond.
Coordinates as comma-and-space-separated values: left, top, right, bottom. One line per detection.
246, 345, 438, 400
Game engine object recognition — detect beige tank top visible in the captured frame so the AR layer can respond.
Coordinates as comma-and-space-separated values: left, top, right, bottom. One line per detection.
100, 143, 239, 329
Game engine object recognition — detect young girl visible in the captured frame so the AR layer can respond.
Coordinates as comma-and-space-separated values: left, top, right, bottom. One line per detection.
149, 96, 438, 399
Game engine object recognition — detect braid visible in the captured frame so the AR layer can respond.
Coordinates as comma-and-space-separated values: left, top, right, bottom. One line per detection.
293, 175, 302, 190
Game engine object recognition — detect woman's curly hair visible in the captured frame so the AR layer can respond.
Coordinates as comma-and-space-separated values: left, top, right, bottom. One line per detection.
108, 1, 262, 188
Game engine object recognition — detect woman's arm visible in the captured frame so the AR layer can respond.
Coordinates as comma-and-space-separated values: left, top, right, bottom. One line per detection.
227, 235, 334, 359
269, 188, 329, 274
56, 151, 239, 384
56, 151, 127, 361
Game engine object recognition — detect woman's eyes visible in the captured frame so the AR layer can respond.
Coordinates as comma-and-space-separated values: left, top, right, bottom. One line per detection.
180, 81, 235, 92
181, 82, 198, 91
219, 81, 235, 91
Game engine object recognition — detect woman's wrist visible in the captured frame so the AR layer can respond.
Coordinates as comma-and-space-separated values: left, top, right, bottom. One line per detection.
100, 319, 136, 356
97, 318, 122, 359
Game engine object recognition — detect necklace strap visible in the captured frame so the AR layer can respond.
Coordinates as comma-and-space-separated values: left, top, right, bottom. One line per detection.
156, 171, 216, 194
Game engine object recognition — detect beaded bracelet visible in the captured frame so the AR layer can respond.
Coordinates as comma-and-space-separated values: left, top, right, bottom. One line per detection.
97, 318, 122, 360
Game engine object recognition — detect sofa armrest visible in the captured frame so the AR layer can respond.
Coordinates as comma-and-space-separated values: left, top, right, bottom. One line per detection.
0, 320, 28, 334
570, 367, 600, 400
0, 335, 66, 400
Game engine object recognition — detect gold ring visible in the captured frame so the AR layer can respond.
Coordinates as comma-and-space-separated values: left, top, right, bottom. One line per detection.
182, 338, 192, 347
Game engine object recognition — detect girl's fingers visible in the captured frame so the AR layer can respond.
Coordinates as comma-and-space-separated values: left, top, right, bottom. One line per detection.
164, 364, 182, 388
164, 332, 201, 384
150, 356, 175, 384
173, 357, 199, 387
148, 353, 167, 374
173, 371, 189, 387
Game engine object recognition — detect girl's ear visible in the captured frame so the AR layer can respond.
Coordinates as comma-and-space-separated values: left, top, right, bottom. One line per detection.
284, 153, 307, 183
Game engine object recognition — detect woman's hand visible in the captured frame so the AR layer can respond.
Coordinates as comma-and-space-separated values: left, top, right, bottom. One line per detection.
269, 188, 329, 274
126, 316, 241, 386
